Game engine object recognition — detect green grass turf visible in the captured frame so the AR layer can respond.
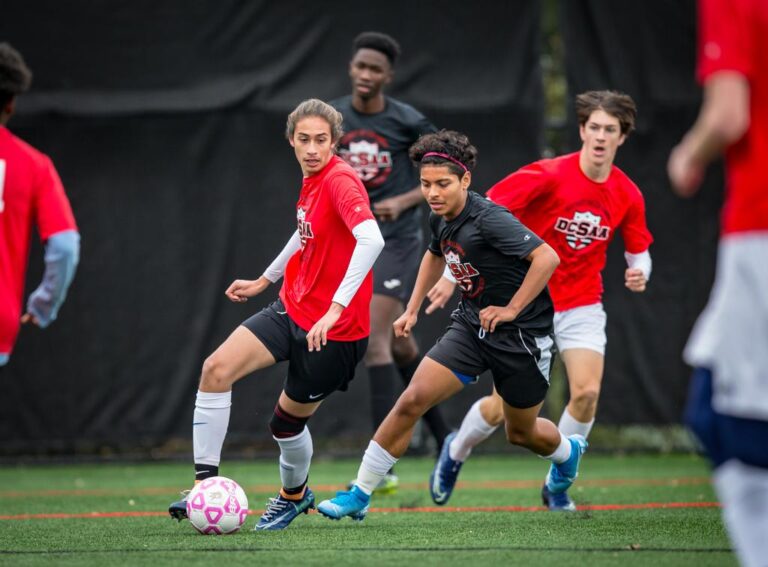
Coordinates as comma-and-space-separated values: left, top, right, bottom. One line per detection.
0, 453, 734, 566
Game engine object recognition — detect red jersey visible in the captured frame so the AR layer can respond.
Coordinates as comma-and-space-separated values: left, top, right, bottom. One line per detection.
698, 0, 768, 234
280, 155, 376, 341
486, 152, 653, 311
0, 126, 77, 355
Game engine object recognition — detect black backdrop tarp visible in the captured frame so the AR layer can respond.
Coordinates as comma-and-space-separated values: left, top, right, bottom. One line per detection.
561, 0, 722, 423
0, 1, 717, 454
1, 1, 546, 453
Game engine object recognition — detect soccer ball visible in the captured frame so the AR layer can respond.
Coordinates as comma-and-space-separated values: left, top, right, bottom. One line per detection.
186, 476, 249, 535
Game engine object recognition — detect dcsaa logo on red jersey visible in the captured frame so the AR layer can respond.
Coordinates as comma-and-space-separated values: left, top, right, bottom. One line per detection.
297, 207, 314, 248
338, 130, 393, 188
554, 211, 610, 250
445, 249, 480, 293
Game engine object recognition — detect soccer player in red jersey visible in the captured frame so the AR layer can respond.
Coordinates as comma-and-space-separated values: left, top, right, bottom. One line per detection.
426, 91, 653, 511
317, 130, 587, 522
0, 43, 79, 370
168, 99, 384, 530
669, 0, 768, 563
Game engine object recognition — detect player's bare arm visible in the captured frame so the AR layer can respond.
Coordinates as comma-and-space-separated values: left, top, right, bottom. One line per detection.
394, 250, 444, 337
425, 270, 457, 314
224, 276, 271, 303
373, 185, 423, 222
479, 243, 559, 333
668, 72, 750, 197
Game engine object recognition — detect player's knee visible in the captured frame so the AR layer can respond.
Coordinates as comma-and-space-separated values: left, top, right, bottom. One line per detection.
393, 388, 428, 420
268, 404, 309, 439
391, 339, 418, 367
364, 337, 393, 366
504, 423, 534, 446
481, 396, 505, 426
200, 354, 235, 391
571, 387, 600, 411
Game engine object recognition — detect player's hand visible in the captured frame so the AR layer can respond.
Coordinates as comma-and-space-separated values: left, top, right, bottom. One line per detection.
625, 268, 647, 292
225, 277, 270, 303
373, 196, 406, 222
479, 305, 518, 333
307, 303, 343, 352
393, 311, 418, 337
425, 277, 457, 315
668, 143, 704, 198
20, 313, 40, 327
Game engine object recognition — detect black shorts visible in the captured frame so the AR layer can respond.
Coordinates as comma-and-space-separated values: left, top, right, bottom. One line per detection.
426, 320, 554, 409
373, 234, 422, 303
242, 300, 368, 404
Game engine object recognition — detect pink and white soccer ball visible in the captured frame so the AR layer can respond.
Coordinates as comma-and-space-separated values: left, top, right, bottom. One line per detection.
186, 476, 249, 535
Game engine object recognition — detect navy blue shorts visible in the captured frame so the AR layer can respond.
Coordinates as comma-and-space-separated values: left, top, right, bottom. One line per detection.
685, 367, 768, 470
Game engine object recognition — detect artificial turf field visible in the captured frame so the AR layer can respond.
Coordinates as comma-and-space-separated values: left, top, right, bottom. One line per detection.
0, 453, 733, 566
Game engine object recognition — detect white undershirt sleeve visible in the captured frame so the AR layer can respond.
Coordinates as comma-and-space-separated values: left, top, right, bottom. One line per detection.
262, 231, 302, 283
624, 249, 652, 280
332, 219, 385, 307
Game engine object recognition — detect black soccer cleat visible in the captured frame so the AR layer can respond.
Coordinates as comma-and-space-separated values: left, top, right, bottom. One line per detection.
168, 490, 190, 521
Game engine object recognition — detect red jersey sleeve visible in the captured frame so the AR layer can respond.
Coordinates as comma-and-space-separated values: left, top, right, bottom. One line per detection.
620, 186, 653, 254
328, 171, 376, 231
35, 156, 77, 240
485, 160, 553, 216
698, 0, 754, 83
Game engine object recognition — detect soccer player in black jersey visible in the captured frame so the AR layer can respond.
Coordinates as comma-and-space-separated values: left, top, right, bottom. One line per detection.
331, 32, 450, 492
318, 130, 588, 521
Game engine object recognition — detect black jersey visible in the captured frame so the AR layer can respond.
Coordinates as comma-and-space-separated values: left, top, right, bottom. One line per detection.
330, 95, 437, 239
428, 192, 554, 335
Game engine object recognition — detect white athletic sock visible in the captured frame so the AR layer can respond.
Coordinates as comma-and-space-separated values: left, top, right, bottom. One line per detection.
275, 426, 313, 491
714, 460, 768, 567
558, 408, 595, 439
193, 391, 232, 471
355, 440, 398, 496
450, 399, 499, 462
542, 432, 572, 464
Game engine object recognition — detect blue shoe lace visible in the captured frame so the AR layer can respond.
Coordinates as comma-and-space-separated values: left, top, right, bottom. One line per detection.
430, 431, 463, 505
254, 488, 315, 531
317, 485, 370, 521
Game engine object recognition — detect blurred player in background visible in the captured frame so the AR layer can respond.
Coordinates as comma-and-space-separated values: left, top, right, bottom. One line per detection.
331, 31, 450, 493
427, 91, 652, 511
0, 42, 80, 370
168, 99, 383, 531
317, 130, 587, 522
668, 0, 768, 564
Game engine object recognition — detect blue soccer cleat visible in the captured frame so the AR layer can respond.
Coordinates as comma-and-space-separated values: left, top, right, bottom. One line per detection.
541, 483, 576, 511
253, 487, 315, 531
317, 485, 370, 521
430, 431, 463, 505
545, 434, 588, 495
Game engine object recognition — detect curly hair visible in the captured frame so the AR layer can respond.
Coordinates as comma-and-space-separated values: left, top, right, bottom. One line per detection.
285, 98, 344, 142
0, 43, 32, 107
575, 90, 637, 136
353, 31, 401, 66
409, 130, 478, 177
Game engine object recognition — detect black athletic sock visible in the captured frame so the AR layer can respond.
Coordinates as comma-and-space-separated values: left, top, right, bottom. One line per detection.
368, 363, 400, 432
194, 463, 219, 482
399, 356, 450, 451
